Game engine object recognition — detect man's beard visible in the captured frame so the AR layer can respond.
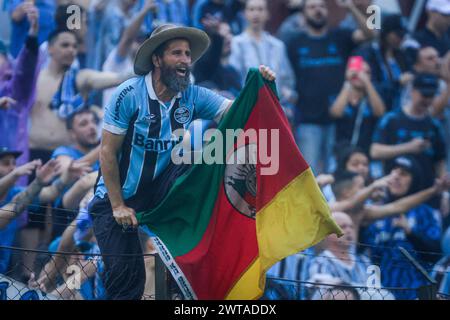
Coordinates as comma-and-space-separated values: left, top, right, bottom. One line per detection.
160, 62, 191, 93
305, 15, 327, 30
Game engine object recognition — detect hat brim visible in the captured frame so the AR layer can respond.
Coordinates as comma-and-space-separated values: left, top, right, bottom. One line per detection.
134, 27, 210, 76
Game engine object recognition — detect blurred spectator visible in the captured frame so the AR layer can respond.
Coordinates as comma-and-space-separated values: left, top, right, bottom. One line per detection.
335, 145, 370, 183
330, 60, 385, 154
284, 0, 375, 174
192, 0, 246, 35
40, 4, 88, 69
229, 0, 297, 117
277, 0, 305, 43
9, 0, 55, 58
86, 0, 139, 71
414, 0, 450, 57
50, 108, 99, 238
0, 155, 65, 276
358, 14, 412, 111
361, 156, 444, 299
102, 1, 155, 108
29, 29, 123, 166
371, 73, 447, 209
0, 7, 40, 183
25, 29, 123, 274
194, 22, 242, 98
307, 212, 373, 287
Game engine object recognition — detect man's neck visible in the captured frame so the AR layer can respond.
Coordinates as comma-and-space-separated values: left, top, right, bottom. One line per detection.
47, 60, 67, 77
306, 24, 327, 37
247, 27, 264, 40
152, 71, 177, 103
74, 143, 92, 155
349, 87, 365, 103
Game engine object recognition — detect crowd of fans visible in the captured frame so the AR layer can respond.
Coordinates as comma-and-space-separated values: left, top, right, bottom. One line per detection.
0, 0, 450, 300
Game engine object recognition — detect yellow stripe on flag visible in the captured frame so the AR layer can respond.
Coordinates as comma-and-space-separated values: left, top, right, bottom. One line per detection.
226, 168, 342, 299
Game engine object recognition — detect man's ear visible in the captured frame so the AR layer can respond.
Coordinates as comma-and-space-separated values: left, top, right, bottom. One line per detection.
152, 54, 161, 69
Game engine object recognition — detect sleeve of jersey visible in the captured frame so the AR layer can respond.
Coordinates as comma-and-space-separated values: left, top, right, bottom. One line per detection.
193, 86, 231, 123
103, 83, 137, 135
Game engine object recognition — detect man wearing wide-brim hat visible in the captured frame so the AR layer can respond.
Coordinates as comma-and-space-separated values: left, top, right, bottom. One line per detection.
88, 24, 276, 300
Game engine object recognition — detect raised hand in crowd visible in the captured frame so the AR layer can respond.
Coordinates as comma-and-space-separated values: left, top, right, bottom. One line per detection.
202, 13, 222, 34
26, 3, 39, 36
11, 0, 37, 23
316, 174, 335, 188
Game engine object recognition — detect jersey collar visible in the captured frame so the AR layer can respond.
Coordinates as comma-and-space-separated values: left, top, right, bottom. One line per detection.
145, 72, 182, 110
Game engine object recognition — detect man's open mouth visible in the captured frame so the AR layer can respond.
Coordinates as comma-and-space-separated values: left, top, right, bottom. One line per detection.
176, 67, 188, 77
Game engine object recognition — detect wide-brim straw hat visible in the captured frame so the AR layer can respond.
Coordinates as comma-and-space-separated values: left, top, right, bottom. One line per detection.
134, 24, 210, 76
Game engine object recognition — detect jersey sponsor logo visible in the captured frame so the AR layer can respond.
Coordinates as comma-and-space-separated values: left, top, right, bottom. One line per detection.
114, 85, 134, 121
134, 132, 183, 152
174, 106, 191, 124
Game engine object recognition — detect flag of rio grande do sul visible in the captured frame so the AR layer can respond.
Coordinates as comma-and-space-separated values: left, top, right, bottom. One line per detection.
136, 69, 342, 300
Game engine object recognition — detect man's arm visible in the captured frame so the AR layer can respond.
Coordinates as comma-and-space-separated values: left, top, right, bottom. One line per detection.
370, 138, 430, 160
0, 160, 58, 229
38, 161, 92, 204
329, 175, 391, 212
101, 130, 138, 227
116, 0, 156, 59
62, 172, 97, 210
0, 160, 41, 200
363, 176, 450, 222
77, 70, 129, 93
338, 0, 376, 41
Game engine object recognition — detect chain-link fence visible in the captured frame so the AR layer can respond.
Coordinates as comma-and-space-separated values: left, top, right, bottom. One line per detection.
0, 245, 156, 300
1, 245, 448, 300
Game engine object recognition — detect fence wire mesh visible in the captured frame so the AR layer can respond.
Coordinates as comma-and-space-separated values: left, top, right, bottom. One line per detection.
1, 245, 448, 300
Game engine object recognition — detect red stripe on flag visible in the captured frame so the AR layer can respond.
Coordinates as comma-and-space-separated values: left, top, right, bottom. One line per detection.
244, 85, 310, 210
175, 182, 259, 299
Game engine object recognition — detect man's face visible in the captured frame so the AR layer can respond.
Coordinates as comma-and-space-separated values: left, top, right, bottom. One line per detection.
388, 167, 413, 197
70, 112, 99, 149
328, 212, 355, 248
346, 152, 369, 181
156, 39, 192, 92
303, 0, 328, 30
245, 0, 269, 29
49, 32, 78, 68
416, 47, 441, 75
0, 155, 16, 178
411, 89, 436, 111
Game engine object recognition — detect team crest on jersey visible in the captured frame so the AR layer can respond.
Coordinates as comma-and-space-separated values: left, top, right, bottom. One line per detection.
224, 144, 257, 219
174, 106, 191, 124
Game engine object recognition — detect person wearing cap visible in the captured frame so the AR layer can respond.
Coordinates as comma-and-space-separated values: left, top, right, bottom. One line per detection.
357, 14, 412, 111
361, 156, 448, 299
371, 72, 448, 210
414, 0, 450, 57
88, 23, 276, 300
